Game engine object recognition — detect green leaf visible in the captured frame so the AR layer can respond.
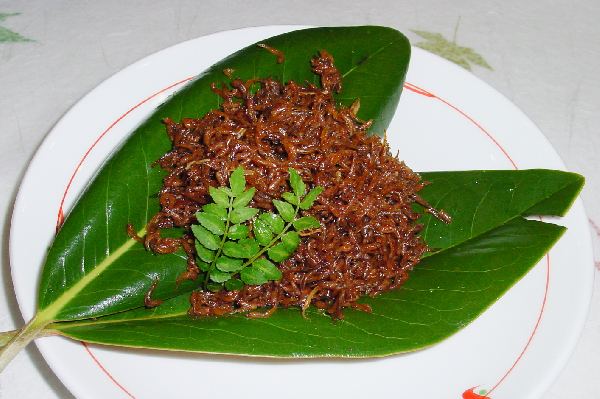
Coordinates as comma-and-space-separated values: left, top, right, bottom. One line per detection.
218, 186, 234, 197
225, 279, 244, 291
22, 26, 414, 355
238, 238, 260, 258
280, 231, 300, 252
50, 200, 570, 357
194, 241, 215, 263
197, 260, 210, 272
230, 206, 259, 224
222, 241, 249, 259
232, 187, 255, 209
206, 282, 223, 291
416, 170, 584, 253
191, 224, 220, 251
258, 213, 285, 235
209, 268, 232, 283
202, 203, 227, 219
28, 26, 583, 361
228, 224, 249, 240
272, 199, 296, 222
209, 186, 230, 208
195, 212, 226, 235
268, 242, 294, 262
215, 256, 243, 273
252, 258, 282, 281
299, 186, 324, 210
293, 216, 320, 231
229, 166, 246, 196
47, 169, 583, 358
281, 192, 299, 206
253, 218, 274, 246
288, 168, 306, 197
240, 266, 267, 286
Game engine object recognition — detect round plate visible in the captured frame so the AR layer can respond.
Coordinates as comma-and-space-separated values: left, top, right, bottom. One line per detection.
9, 26, 594, 399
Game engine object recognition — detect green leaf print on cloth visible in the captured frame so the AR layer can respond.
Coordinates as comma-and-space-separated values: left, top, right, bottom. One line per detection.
411, 20, 491, 71
0, 13, 33, 42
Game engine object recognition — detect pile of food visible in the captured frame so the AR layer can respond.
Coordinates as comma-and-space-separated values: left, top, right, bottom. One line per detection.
143, 49, 449, 320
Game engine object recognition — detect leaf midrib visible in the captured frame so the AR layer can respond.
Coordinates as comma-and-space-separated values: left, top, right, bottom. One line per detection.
39, 226, 147, 322
341, 40, 394, 79
50, 308, 189, 330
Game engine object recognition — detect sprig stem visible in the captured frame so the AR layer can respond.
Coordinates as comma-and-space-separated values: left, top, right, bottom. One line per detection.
0, 315, 49, 372
0, 330, 18, 347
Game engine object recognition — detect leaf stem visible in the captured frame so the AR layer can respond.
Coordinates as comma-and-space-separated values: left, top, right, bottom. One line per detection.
453, 16, 461, 44
0, 314, 51, 372
0, 329, 18, 347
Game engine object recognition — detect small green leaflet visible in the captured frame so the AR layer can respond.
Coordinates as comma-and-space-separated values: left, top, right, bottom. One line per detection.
191, 166, 322, 288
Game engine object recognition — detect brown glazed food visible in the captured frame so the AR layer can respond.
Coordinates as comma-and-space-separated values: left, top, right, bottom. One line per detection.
142, 49, 448, 320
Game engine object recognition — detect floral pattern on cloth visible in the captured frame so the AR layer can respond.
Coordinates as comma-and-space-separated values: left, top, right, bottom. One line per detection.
411, 20, 492, 71
0, 13, 33, 42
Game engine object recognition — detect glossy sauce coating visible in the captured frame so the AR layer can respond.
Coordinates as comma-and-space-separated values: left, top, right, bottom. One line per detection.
145, 50, 438, 320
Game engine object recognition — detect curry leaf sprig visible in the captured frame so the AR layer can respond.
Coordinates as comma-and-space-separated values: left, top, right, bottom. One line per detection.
192, 166, 323, 290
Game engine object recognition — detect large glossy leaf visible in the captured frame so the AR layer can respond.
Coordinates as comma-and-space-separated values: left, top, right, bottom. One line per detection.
45, 169, 583, 357
22, 26, 584, 359
36, 26, 411, 322
416, 169, 584, 252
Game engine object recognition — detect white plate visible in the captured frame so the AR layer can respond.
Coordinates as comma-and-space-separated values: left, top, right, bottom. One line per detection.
9, 26, 594, 399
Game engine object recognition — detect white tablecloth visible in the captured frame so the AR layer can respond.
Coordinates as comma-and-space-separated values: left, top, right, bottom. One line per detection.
1, 1, 598, 397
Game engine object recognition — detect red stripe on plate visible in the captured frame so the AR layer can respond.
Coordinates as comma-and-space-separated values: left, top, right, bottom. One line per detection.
80, 342, 137, 399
